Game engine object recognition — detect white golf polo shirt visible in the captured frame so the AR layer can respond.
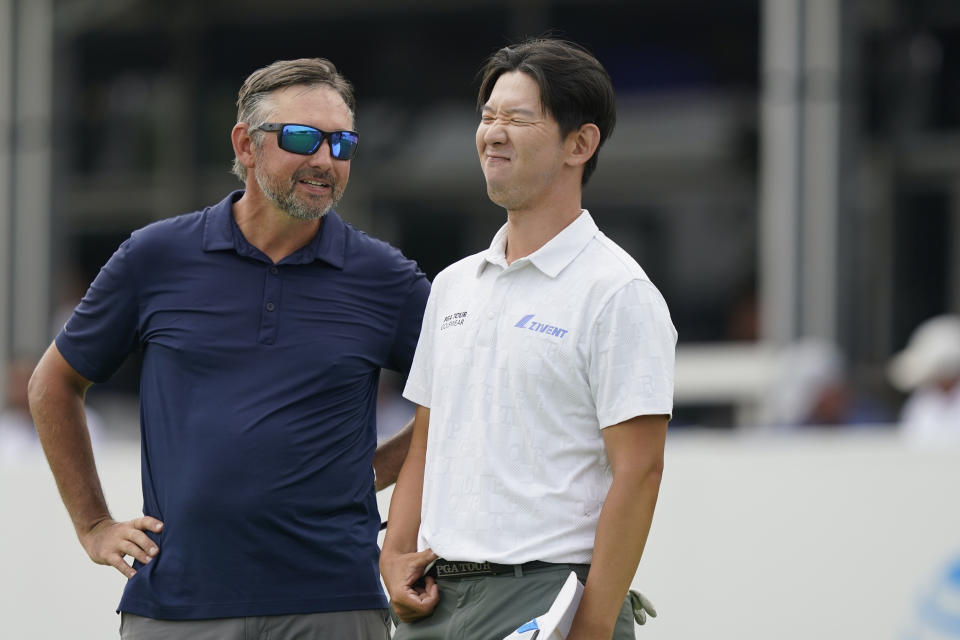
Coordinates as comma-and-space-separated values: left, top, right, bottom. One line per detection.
403, 210, 676, 564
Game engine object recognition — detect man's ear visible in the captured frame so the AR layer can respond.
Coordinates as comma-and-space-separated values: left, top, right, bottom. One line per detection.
564, 123, 601, 169
231, 123, 257, 171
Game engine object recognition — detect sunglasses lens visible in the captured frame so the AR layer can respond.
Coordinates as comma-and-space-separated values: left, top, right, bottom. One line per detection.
280, 125, 321, 155
276, 125, 358, 159
330, 131, 359, 160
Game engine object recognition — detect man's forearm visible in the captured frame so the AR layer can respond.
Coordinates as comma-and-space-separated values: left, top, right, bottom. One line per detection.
381, 406, 429, 553
30, 344, 164, 578
569, 463, 663, 639
373, 417, 414, 491
29, 345, 111, 538
380, 406, 441, 620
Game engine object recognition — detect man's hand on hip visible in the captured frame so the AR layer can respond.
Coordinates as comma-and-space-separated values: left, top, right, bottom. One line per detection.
80, 516, 164, 579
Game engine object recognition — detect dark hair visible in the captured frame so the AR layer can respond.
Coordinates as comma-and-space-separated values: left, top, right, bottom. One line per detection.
231, 58, 356, 181
477, 38, 616, 186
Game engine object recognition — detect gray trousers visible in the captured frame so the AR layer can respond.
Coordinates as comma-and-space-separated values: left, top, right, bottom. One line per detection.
119, 609, 391, 640
392, 564, 635, 640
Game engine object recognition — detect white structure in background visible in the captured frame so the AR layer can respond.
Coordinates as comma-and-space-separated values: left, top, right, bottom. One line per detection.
646, 0, 855, 426
0, 0, 54, 397
5, 434, 959, 640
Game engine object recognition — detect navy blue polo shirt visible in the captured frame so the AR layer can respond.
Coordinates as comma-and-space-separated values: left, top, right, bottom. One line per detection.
55, 191, 430, 620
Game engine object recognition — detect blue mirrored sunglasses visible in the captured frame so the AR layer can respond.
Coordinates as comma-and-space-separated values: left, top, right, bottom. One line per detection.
253, 123, 359, 160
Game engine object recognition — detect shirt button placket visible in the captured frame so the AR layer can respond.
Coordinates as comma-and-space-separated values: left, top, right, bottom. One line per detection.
477, 272, 509, 348
259, 265, 282, 345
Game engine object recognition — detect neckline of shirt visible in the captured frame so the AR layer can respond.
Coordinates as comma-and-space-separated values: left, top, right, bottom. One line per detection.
477, 209, 599, 278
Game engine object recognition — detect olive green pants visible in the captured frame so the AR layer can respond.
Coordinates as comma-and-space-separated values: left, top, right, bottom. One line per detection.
392, 564, 635, 640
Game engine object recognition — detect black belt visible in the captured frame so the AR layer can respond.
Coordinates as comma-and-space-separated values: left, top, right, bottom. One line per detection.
429, 558, 589, 579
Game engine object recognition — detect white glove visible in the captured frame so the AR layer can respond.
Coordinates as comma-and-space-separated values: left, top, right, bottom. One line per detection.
628, 590, 657, 625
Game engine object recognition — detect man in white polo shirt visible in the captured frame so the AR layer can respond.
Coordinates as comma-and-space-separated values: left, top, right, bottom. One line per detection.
381, 38, 676, 640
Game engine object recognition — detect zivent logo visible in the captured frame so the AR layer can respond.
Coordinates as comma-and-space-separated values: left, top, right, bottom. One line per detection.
514, 314, 569, 338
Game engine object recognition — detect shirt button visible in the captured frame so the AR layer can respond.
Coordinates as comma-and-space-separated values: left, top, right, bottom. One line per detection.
487, 312, 495, 319
270, 267, 278, 275
266, 302, 275, 311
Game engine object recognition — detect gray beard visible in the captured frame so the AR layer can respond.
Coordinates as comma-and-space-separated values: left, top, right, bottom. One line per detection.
255, 167, 337, 221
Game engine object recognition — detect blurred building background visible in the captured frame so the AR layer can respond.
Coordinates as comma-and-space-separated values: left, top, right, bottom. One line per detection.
4, 4, 960, 639
1, 0, 959, 432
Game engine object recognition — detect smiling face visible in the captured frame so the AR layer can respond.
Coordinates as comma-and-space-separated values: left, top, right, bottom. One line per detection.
253, 84, 354, 221
476, 71, 568, 213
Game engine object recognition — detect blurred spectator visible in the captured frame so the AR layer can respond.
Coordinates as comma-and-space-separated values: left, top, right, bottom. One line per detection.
0, 357, 42, 463
887, 314, 960, 444
762, 338, 890, 428
0, 355, 103, 464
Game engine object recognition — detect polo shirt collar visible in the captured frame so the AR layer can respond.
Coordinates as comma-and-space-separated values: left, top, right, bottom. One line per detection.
477, 209, 598, 278
202, 190, 346, 268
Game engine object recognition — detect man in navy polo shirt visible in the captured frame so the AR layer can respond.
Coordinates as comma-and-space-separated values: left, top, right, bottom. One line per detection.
28, 58, 429, 639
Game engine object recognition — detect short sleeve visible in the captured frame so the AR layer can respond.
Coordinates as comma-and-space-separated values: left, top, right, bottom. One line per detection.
55, 238, 141, 383
401, 287, 440, 408
588, 278, 677, 427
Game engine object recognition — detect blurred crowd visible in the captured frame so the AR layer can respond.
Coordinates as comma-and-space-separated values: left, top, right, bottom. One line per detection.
758, 314, 960, 440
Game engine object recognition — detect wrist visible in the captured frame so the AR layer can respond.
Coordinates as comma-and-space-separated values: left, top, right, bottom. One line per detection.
568, 596, 618, 640
78, 515, 113, 537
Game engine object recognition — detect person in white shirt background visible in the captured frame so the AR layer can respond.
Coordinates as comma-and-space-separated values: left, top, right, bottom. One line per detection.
888, 314, 960, 445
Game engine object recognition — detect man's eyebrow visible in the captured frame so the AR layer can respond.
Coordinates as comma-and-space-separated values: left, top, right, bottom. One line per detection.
481, 105, 539, 118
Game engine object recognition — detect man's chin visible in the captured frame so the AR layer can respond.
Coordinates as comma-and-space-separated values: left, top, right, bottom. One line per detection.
486, 187, 519, 211
282, 193, 338, 221
283, 206, 329, 222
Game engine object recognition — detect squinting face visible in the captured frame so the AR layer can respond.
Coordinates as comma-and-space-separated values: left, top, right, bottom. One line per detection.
476, 71, 566, 212
253, 85, 353, 221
